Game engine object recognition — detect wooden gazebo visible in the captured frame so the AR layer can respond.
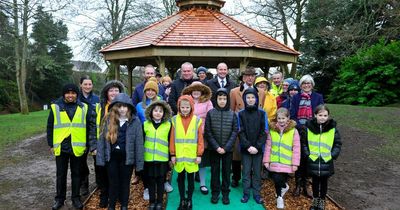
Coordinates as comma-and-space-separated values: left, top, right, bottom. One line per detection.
100, 0, 299, 95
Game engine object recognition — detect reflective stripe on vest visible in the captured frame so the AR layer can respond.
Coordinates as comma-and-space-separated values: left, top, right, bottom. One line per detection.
171, 115, 201, 173
270, 129, 295, 165
143, 120, 171, 162
308, 128, 335, 162
95, 103, 101, 139
51, 103, 88, 157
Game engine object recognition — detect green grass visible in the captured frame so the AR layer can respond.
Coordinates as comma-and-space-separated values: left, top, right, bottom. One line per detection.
0, 110, 48, 151
328, 104, 400, 159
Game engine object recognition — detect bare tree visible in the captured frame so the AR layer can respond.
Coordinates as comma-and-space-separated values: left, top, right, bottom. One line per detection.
234, 0, 306, 77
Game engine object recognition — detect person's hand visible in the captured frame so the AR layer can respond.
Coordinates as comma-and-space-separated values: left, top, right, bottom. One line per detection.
292, 165, 298, 171
171, 156, 176, 165
252, 147, 258, 154
91, 150, 97, 156
49, 147, 54, 155
247, 147, 253, 154
165, 87, 171, 95
220, 148, 226, 154
195, 156, 202, 164
264, 163, 269, 169
217, 147, 224, 154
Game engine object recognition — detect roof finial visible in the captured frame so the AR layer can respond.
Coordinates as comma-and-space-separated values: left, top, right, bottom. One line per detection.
176, 0, 225, 11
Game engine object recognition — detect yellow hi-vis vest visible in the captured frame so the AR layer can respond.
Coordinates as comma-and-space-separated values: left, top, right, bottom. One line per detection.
51, 103, 88, 157
143, 120, 171, 162
270, 129, 295, 165
95, 103, 101, 139
269, 83, 283, 97
171, 115, 201, 173
307, 128, 335, 162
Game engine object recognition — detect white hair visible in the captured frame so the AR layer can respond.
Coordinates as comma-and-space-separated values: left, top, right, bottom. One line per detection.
299, 74, 315, 87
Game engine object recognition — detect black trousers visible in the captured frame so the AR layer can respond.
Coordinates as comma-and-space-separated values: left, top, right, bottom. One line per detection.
232, 160, 241, 182
148, 175, 165, 203
177, 171, 194, 200
80, 151, 89, 186
107, 151, 134, 207
270, 172, 289, 196
312, 175, 328, 199
210, 151, 232, 197
55, 152, 81, 201
94, 156, 109, 201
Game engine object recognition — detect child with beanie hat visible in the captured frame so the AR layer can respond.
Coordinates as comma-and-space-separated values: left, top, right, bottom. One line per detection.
136, 79, 160, 123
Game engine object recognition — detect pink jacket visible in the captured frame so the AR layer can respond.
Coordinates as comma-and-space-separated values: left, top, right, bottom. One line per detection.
263, 120, 300, 173
194, 100, 213, 133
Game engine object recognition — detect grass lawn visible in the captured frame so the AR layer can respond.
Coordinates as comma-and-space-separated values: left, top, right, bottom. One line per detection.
0, 110, 48, 152
328, 104, 400, 159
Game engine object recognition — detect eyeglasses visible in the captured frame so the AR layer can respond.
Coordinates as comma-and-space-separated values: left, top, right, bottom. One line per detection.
302, 82, 312, 85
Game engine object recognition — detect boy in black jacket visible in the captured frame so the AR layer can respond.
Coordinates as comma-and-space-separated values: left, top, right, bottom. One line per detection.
205, 88, 238, 205
238, 87, 268, 204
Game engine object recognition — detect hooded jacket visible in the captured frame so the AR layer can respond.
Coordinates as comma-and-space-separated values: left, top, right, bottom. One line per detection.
169, 95, 204, 157
238, 88, 268, 154
263, 120, 300, 173
302, 118, 342, 177
205, 88, 238, 152
96, 93, 144, 171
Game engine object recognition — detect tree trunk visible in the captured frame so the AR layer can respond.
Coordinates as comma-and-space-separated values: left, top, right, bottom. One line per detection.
13, 0, 29, 114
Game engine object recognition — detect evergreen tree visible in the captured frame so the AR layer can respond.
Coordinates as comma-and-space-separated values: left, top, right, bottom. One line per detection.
29, 6, 73, 103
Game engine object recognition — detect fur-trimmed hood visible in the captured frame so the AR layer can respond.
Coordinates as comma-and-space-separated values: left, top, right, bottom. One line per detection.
306, 118, 337, 134
181, 81, 212, 103
269, 119, 297, 133
100, 80, 125, 103
144, 100, 172, 123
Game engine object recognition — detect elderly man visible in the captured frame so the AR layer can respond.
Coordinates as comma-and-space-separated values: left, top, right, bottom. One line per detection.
229, 67, 266, 188
168, 62, 195, 114
206, 62, 236, 107
131, 64, 165, 106
270, 71, 283, 97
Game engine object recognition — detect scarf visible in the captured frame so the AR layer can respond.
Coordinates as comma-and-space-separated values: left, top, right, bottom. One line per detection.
297, 92, 313, 125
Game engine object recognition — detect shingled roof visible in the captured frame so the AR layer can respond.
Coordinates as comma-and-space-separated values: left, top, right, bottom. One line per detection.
100, 8, 298, 56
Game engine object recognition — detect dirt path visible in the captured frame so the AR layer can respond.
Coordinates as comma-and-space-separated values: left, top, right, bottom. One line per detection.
1, 126, 399, 210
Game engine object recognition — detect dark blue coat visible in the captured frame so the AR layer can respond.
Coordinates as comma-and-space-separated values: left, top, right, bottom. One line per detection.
290, 91, 324, 128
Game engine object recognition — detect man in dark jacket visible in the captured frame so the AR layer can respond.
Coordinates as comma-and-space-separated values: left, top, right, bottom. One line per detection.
205, 88, 238, 205
132, 65, 165, 106
168, 62, 195, 114
206, 62, 236, 107
47, 84, 96, 210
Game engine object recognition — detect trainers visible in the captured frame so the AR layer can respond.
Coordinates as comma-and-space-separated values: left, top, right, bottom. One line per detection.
143, 188, 149, 200
253, 195, 263, 204
240, 194, 249, 203
281, 183, 289, 197
277, 196, 284, 209
164, 182, 173, 193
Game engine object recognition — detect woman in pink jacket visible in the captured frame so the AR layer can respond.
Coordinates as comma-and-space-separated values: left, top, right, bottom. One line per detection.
182, 81, 213, 195
263, 107, 300, 209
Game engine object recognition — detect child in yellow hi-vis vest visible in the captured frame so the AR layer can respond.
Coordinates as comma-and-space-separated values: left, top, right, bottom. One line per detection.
170, 95, 204, 210
303, 104, 342, 210
143, 100, 172, 210
263, 107, 300, 209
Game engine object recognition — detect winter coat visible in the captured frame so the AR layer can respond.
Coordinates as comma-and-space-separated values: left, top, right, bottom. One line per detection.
262, 91, 277, 122
263, 120, 300, 173
205, 88, 238, 152
96, 93, 144, 171
238, 88, 268, 154
136, 98, 162, 123
47, 97, 97, 153
168, 78, 195, 114
302, 118, 342, 177
290, 91, 324, 128
131, 81, 165, 106
206, 76, 236, 107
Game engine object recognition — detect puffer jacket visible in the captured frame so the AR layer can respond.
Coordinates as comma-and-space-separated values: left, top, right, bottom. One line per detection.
263, 120, 300, 173
302, 118, 342, 177
96, 93, 144, 171
205, 88, 238, 152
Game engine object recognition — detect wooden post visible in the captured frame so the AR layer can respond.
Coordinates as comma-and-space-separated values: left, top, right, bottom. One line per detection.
127, 64, 134, 96
240, 57, 249, 72
156, 56, 166, 76
114, 61, 120, 80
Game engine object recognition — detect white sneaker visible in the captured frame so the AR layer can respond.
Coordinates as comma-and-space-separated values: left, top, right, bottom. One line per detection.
164, 181, 173, 193
143, 188, 149, 200
281, 183, 289, 197
277, 196, 284, 209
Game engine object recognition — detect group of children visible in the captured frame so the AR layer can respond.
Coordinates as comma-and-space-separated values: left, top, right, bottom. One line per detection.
50, 74, 341, 210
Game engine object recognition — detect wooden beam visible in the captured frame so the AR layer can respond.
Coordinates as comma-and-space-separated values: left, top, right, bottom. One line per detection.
155, 56, 166, 76
113, 61, 120, 80
127, 64, 134, 96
